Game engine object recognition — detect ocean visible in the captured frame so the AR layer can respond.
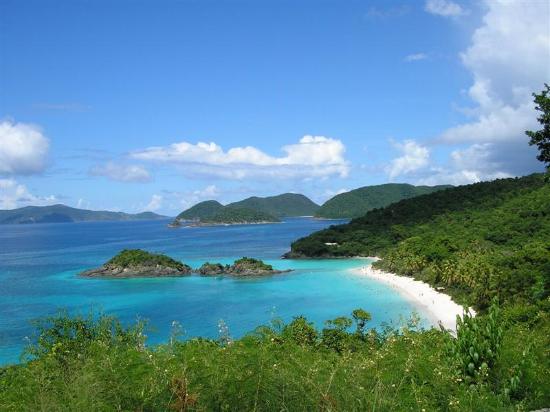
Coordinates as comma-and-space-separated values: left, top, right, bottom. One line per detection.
0, 217, 428, 365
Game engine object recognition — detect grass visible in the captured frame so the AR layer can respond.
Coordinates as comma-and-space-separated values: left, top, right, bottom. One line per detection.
1, 303, 549, 411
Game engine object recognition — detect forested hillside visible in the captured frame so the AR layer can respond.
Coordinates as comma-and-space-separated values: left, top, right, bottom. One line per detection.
0, 204, 166, 224
290, 174, 550, 309
227, 193, 319, 217
315, 183, 451, 219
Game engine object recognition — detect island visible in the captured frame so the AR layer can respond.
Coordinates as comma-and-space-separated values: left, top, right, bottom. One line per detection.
197, 257, 291, 277
0, 204, 168, 225
170, 203, 280, 227
80, 249, 192, 278
81, 251, 290, 278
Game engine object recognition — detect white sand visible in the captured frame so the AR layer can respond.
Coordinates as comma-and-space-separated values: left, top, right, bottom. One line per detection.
350, 258, 475, 332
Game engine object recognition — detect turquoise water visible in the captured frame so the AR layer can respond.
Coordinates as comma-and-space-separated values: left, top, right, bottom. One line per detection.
0, 217, 426, 365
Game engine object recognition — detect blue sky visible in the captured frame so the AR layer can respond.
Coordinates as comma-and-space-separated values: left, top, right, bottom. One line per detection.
1, 0, 548, 214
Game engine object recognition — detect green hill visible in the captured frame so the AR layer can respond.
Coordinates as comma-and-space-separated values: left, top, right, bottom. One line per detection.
200, 207, 279, 224
0, 204, 167, 225
175, 200, 224, 221
290, 174, 550, 309
315, 183, 452, 218
3, 175, 550, 410
173, 193, 318, 225
227, 193, 319, 217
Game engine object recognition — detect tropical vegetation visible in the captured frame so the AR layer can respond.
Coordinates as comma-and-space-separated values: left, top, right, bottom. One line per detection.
314, 183, 451, 219
200, 207, 279, 224
290, 173, 549, 310
0, 303, 548, 411
106, 249, 190, 272
227, 193, 320, 217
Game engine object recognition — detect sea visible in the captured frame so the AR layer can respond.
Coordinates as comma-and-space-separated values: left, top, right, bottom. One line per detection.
0, 217, 430, 365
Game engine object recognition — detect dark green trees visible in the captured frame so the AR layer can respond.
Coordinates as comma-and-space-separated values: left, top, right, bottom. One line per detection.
526, 84, 550, 173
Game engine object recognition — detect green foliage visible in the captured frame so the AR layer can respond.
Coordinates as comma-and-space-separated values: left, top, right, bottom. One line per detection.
175, 193, 319, 224
227, 193, 319, 217
321, 316, 353, 352
25, 311, 146, 362
526, 83, 550, 173
352, 308, 372, 337
106, 249, 189, 271
448, 302, 503, 384
197, 262, 225, 275
231, 257, 273, 272
175, 200, 224, 221
291, 174, 550, 309
281, 316, 318, 346
202, 207, 279, 224
2, 309, 549, 411
315, 183, 452, 219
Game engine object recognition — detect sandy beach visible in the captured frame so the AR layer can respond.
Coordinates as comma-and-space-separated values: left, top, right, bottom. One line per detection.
351, 258, 475, 332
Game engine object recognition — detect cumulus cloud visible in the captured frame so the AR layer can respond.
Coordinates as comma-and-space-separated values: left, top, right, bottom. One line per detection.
404, 53, 428, 62
385, 138, 539, 186
0, 120, 49, 175
425, 0, 465, 17
160, 185, 222, 212
90, 162, 151, 183
0, 178, 57, 209
145, 194, 163, 212
422, 0, 549, 183
131, 136, 349, 180
441, 1, 550, 146
386, 140, 430, 180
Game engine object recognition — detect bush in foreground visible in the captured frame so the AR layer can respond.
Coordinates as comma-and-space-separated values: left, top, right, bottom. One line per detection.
1, 303, 549, 411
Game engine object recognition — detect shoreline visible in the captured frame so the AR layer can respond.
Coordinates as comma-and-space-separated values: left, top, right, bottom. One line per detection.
350, 258, 475, 332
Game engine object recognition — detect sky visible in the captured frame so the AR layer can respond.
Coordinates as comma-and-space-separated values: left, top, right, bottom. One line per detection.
1, 0, 549, 215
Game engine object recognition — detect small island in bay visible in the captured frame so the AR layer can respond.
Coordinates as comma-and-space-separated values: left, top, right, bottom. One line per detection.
80, 249, 192, 278
198, 257, 291, 277
81, 251, 290, 278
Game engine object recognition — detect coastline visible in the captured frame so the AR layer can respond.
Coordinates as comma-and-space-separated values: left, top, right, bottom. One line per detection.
351, 258, 475, 332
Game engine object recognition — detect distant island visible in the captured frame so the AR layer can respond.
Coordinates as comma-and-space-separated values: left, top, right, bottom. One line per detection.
171, 203, 280, 227
314, 183, 452, 219
170, 187, 460, 226
226, 193, 320, 217
80, 250, 288, 278
80, 249, 192, 278
170, 193, 320, 227
0, 204, 167, 225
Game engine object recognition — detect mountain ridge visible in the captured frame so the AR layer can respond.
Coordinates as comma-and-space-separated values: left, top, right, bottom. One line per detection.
315, 183, 453, 219
0, 204, 168, 225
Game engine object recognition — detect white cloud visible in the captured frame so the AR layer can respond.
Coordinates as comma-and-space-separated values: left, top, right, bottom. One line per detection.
404, 53, 428, 62
0, 120, 49, 175
322, 187, 349, 202
0, 178, 57, 209
421, 0, 549, 184
131, 135, 349, 180
386, 140, 430, 180
416, 169, 511, 186
440, 1, 550, 146
76, 198, 91, 209
425, 0, 465, 17
90, 162, 151, 183
145, 194, 163, 212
